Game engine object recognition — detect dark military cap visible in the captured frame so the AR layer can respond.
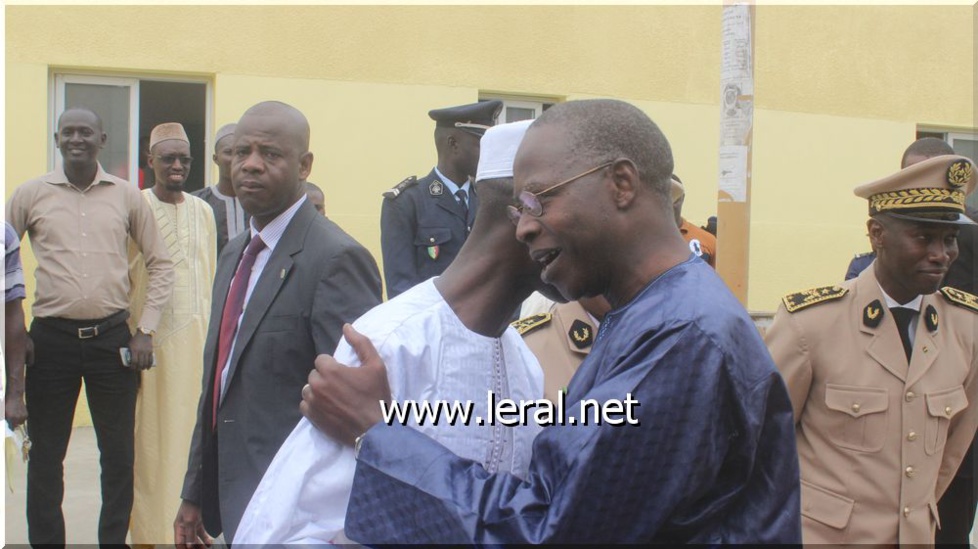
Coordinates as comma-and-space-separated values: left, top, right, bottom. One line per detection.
428, 100, 503, 136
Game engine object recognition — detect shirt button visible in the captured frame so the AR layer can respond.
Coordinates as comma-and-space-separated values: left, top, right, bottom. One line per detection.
945, 406, 953, 416
905, 466, 915, 478
908, 431, 917, 441
906, 391, 916, 402
904, 506, 911, 517
429, 237, 435, 243
851, 403, 861, 413
82, 232, 87, 237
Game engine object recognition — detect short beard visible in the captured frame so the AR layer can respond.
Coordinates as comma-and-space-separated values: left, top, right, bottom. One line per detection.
161, 179, 186, 192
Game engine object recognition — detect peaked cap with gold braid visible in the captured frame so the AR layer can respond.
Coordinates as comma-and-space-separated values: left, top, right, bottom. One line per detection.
854, 154, 976, 225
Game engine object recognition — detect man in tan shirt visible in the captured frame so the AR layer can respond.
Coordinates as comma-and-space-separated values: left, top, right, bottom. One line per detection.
765, 155, 978, 544
6, 107, 174, 545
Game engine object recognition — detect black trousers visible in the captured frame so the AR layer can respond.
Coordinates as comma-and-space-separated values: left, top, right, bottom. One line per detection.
936, 441, 977, 545
26, 316, 138, 546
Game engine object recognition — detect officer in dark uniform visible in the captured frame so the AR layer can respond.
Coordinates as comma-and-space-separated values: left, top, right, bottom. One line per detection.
380, 100, 503, 298
845, 251, 875, 280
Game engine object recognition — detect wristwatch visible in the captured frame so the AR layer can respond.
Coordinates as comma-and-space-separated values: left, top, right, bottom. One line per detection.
137, 326, 156, 336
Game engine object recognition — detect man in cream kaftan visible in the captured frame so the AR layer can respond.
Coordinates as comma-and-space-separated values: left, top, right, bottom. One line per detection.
128, 122, 217, 544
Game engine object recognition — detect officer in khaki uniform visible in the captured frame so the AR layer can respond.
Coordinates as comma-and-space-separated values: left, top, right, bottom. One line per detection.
765, 154, 978, 545
513, 297, 609, 403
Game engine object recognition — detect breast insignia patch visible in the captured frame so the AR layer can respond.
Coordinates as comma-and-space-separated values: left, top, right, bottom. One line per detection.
782, 286, 849, 313
568, 319, 595, 349
940, 287, 978, 313
512, 313, 552, 336
382, 175, 418, 199
863, 299, 884, 328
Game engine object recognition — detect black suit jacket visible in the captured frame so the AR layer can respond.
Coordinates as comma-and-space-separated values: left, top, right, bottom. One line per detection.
180, 200, 382, 541
380, 169, 478, 298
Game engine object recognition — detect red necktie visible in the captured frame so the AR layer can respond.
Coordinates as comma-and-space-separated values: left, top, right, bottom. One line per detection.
212, 234, 266, 430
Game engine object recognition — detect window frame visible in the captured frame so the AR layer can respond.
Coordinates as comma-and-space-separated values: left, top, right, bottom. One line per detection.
50, 71, 213, 186
480, 94, 560, 124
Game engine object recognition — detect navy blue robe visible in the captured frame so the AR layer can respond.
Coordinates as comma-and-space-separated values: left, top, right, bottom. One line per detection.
345, 257, 802, 543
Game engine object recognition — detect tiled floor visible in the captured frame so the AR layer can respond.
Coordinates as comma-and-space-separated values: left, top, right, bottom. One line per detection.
5, 426, 102, 544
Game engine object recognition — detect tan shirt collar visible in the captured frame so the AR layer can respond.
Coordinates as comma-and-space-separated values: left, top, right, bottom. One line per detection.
44, 162, 116, 190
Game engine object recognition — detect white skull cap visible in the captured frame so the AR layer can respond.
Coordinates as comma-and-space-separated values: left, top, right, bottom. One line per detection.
475, 119, 534, 183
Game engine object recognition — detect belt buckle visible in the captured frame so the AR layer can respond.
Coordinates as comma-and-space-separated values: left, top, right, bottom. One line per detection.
77, 326, 98, 339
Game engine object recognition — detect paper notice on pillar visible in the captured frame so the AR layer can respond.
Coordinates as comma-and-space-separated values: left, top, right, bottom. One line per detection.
721, 5, 752, 81
718, 146, 748, 203
720, 79, 753, 147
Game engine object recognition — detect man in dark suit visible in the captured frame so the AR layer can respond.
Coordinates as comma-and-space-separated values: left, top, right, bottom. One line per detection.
173, 101, 382, 545
380, 100, 503, 298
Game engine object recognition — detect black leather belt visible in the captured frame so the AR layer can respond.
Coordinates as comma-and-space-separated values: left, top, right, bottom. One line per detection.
36, 310, 130, 339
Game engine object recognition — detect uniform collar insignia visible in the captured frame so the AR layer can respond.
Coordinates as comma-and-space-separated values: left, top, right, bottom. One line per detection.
569, 319, 594, 349
428, 180, 444, 196
925, 304, 938, 332
863, 299, 884, 328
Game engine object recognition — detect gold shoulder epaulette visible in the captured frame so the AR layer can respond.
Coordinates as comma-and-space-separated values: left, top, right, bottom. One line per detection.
940, 287, 978, 313
511, 313, 552, 336
782, 286, 849, 313
382, 176, 418, 199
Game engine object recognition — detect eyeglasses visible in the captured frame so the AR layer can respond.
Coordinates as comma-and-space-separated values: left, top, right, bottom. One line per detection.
506, 161, 614, 226
155, 154, 193, 166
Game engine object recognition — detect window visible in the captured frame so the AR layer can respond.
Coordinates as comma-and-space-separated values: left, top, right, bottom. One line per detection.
480, 95, 559, 123
52, 73, 211, 192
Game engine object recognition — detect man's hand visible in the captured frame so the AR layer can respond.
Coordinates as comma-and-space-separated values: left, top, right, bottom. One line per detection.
5, 392, 27, 429
300, 323, 392, 446
173, 499, 212, 548
128, 332, 155, 370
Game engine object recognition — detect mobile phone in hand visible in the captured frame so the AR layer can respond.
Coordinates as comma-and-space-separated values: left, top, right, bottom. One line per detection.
119, 348, 156, 368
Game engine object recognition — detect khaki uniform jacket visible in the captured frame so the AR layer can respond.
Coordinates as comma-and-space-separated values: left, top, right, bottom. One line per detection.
765, 265, 978, 545
516, 301, 596, 403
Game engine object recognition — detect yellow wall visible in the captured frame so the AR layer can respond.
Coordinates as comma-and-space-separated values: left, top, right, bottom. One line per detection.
5, 5, 974, 423
751, 110, 918, 308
